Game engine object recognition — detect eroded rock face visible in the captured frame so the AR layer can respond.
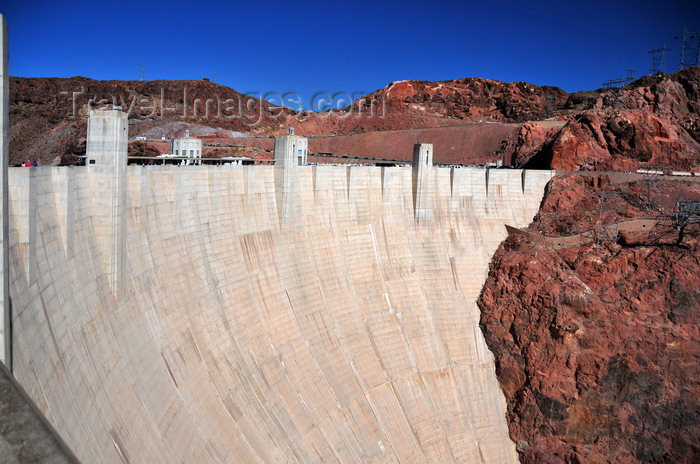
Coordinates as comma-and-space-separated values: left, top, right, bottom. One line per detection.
354, 78, 582, 122
524, 68, 700, 171
479, 175, 700, 463
510, 122, 563, 167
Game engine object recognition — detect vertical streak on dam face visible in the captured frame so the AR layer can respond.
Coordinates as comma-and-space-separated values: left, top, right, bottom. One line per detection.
7, 160, 554, 463
0, 14, 9, 369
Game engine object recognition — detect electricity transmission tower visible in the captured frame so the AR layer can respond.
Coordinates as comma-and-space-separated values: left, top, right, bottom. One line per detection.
596, 191, 623, 243
137, 62, 146, 81
676, 27, 700, 70
648, 45, 671, 74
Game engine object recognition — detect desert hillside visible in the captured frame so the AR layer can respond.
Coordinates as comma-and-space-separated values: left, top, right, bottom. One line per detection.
351, 77, 588, 122
7, 68, 700, 170
6, 74, 586, 166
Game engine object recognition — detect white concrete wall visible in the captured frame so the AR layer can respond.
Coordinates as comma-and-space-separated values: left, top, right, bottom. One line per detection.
275, 135, 308, 168
86, 109, 127, 167
6, 164, 553, 463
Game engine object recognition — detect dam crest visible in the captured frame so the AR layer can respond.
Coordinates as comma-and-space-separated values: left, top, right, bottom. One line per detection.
4, 153, 553, 462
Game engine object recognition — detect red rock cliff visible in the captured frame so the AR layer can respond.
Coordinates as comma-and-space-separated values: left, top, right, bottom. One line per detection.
352, 77, 585, 122
479, 174, 700, 463
520, 68, 700, 171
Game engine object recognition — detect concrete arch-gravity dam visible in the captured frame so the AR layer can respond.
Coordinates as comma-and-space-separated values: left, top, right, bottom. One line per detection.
0, 31, 555, 464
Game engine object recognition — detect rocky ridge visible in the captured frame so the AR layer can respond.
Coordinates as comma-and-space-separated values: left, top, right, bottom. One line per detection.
7, 69, 700, 170
350, 77, 587, 122
516, 68, 700, 171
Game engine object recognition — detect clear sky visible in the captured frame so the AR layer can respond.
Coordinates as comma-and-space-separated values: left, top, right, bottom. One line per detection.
2, 0, 699, 109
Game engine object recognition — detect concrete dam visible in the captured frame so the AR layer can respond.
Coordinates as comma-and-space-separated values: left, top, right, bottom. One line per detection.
2, 124, 554, 464
0, 27, 555, 462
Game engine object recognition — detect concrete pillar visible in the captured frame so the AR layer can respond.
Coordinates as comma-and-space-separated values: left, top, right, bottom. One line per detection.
412, 142, 434, 223
86, 108, 128, 291
274, 134, 308, 227
274, 134, 308, 168
0, 15, 9, 370
86, 108, 127, 167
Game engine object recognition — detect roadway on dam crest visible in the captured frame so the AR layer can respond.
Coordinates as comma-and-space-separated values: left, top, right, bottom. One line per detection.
4, 163, 552, 463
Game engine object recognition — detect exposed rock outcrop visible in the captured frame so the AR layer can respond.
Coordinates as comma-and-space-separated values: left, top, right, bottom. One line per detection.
510, 121, 565, 167
479, 174, 700, 463
352, 78, 588, 122
523, 68, 700, 171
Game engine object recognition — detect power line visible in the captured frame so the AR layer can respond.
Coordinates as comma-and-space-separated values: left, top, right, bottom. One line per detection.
602, 77, 632, 88
601, 70, 635, 89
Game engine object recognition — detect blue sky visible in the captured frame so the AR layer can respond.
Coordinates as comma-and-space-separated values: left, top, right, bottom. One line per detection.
2, 0, 699, 109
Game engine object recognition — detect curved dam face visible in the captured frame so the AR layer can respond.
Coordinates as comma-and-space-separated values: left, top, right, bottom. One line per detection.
6, 163, 552, 463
